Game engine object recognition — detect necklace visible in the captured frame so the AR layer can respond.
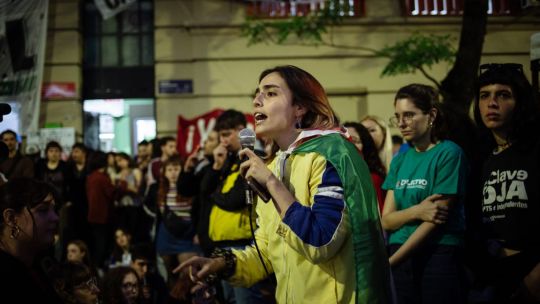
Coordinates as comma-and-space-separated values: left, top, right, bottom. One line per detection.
498, 141, 511, 148
494, 141, 512, 153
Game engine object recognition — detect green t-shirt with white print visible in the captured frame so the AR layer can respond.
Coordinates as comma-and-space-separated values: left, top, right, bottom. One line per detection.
382, 140, 468, 246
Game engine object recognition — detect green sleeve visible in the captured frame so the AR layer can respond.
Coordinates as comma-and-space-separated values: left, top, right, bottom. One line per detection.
432, 145, 468, 196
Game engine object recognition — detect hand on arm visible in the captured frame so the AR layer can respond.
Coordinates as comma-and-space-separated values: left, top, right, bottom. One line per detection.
381, 191, 448, 231
239, 148, 296, 218
388, 195, 454, 266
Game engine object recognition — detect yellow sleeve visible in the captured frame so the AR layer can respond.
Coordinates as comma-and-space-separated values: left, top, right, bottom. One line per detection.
228, 202, 273, 287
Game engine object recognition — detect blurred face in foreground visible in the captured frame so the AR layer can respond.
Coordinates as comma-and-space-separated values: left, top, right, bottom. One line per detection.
14, 194, 59, 250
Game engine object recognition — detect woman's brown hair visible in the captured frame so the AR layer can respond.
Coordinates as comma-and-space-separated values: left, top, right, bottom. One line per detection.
258, 65, 339, 130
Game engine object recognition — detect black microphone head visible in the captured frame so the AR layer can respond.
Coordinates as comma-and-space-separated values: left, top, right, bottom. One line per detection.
238, 128, 256, 150
0, 103, 11, 122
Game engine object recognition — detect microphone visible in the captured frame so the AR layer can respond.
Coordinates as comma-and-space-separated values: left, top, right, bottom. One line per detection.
238, 128, 271, 203
0, 103, 11, 122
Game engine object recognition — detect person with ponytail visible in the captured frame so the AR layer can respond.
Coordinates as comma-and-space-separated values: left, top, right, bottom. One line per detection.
381, 84, 469, 303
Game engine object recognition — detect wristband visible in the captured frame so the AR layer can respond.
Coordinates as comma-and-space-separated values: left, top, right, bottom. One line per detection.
210, 248, 237, 279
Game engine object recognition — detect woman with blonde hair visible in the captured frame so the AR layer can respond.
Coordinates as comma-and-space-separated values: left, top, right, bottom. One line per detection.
361, 115, 394, 171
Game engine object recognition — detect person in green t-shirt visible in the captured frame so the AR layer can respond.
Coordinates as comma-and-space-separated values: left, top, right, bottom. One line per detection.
382, 84, 468, 304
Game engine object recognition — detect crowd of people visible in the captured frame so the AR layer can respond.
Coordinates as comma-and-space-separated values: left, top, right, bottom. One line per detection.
0, 63, 539, 304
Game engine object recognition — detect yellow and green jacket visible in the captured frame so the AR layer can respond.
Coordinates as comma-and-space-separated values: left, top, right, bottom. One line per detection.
229, 131, 392, 303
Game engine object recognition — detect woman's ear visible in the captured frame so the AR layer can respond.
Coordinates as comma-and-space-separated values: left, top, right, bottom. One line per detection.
2, 209, 17, 227
429, 107, 438, 124
294, 104, 307, 119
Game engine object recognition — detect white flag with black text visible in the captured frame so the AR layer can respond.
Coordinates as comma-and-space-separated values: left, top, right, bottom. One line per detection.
0, 0, 48, 134
94, 0, 137, 20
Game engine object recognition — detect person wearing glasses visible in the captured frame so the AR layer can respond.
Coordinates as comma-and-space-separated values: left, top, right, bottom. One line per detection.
102, 266, 143, 304
472, 63, 540, 302
381, 84, 468, 303
53, 262, 100, 304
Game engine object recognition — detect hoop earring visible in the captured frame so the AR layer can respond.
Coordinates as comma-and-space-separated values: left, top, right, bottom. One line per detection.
10, 225, 21, 239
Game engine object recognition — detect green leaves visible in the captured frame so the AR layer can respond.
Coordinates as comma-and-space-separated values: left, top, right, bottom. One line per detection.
241, 0, 344, 46
378, 33, 456, 78
241, 2, 456, 87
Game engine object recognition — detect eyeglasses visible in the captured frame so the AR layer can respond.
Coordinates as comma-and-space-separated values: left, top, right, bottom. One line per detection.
389, 112, 417, 127
74, 277, 98, 290
479, 63, 523, 75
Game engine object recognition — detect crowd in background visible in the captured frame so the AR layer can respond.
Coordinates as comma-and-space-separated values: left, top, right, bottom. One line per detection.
0, 63, 539, 304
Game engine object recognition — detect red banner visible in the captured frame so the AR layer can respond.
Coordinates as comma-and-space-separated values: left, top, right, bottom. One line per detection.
177, 109, 254, 158
42, 82, 76, 100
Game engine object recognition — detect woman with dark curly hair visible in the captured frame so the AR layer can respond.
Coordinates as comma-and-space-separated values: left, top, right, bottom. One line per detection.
102, 266, 143, 304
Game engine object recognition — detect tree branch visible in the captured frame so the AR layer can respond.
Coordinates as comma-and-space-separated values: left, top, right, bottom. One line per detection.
320, 41, 384, 55
440, 0, 487, 112
417, 65, 442, 89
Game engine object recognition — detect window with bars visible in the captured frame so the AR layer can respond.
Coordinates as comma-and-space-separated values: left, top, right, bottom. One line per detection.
402, 0, 523, 16
81, 0, 154, 99
246, 0, 365, 18
83, 0, 154, 67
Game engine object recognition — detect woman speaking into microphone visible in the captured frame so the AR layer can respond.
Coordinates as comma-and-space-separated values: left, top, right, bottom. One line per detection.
176, 65, 392, 303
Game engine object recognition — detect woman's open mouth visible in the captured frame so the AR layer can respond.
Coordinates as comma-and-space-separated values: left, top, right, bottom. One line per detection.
254, 112, 267, 125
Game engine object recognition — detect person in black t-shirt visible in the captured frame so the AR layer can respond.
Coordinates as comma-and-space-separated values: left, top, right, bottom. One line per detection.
473, 63, 540, 302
